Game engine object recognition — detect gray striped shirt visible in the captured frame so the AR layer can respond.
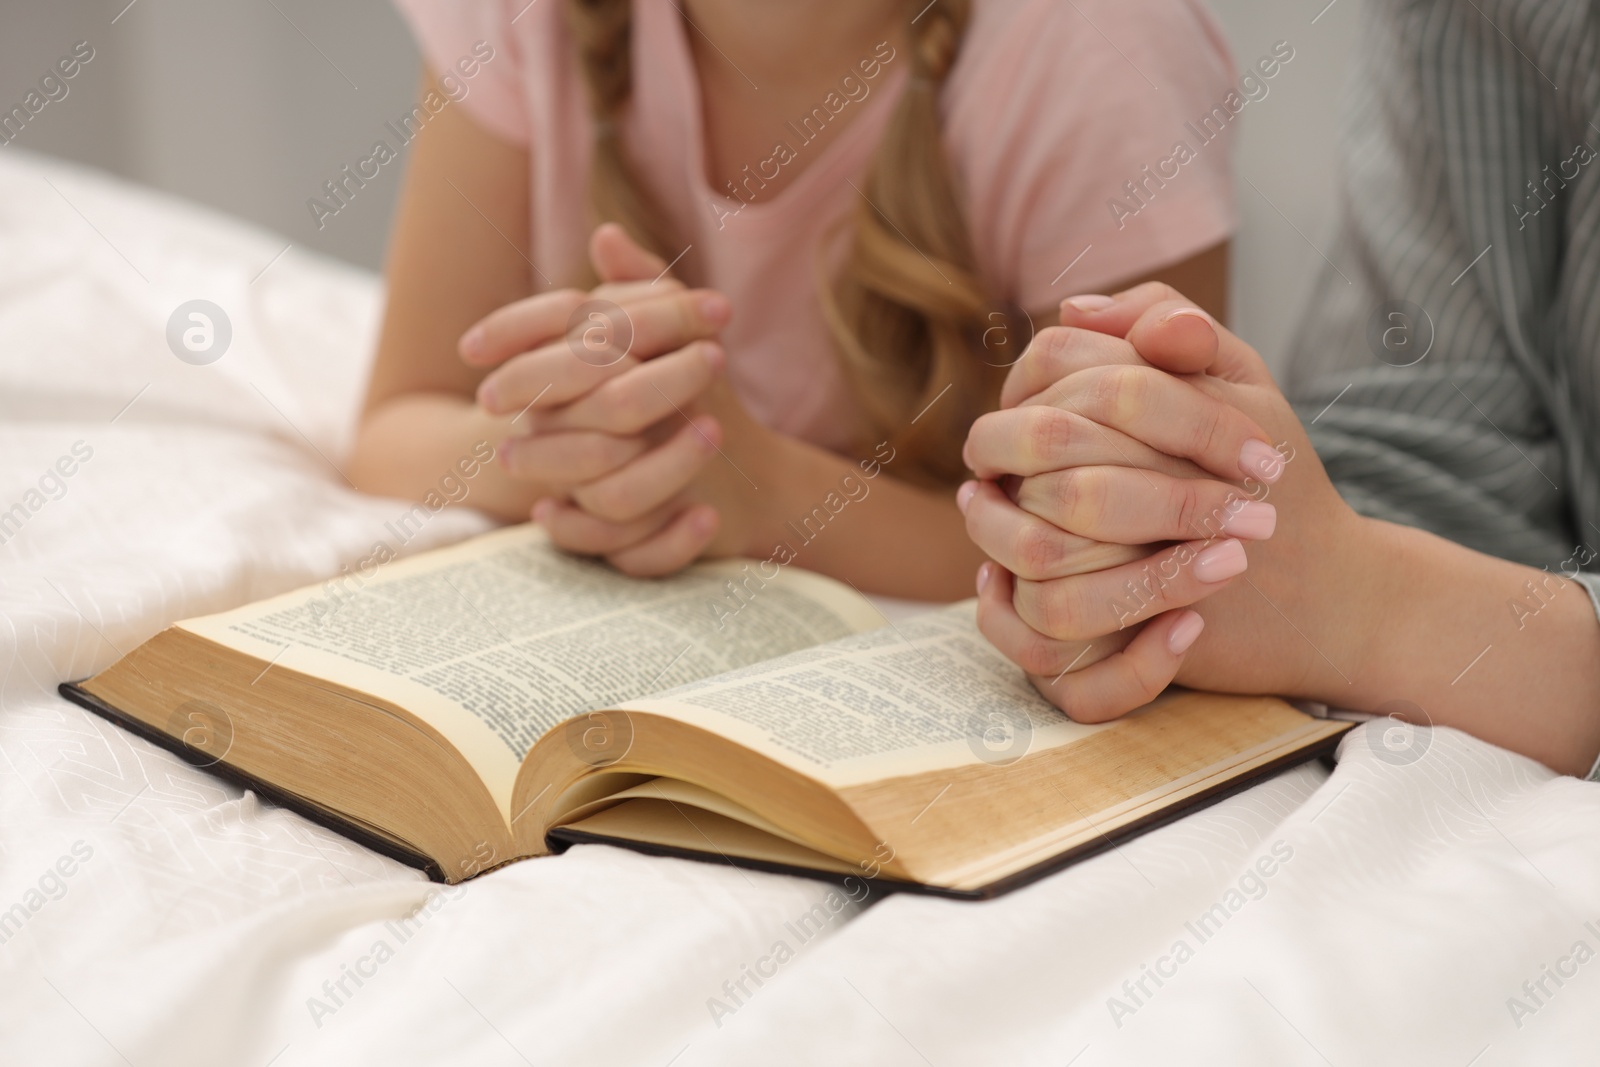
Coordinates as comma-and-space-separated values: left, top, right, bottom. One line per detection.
1283, 0, 1600, 773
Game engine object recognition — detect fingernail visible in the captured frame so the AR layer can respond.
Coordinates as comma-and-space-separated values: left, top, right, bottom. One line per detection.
701, 341, 725, 372
1220, 500, 1276, 540
699, 292, 731, 324
1167, 611, 1206, 655
460, 324, 486, 361
692, 507, 717, 535
976, 562, 992, 595
477, 381, 499, 413
1239, 440, 1284, 484
956, 480, 978, 514
1160, 306, 1214, 328
532, 498, 554, 524
1193, 539, 1248, 583
1063, 294, 1115, 313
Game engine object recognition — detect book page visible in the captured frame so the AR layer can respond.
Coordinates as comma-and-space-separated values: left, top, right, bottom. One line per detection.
178, 526, 884, 814
620, 601, 1109, 788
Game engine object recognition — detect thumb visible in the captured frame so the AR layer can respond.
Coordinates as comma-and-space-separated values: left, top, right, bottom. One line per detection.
1061, 282, 1270, 385
1124, 302, 1272, 386
589, 222, 669, 285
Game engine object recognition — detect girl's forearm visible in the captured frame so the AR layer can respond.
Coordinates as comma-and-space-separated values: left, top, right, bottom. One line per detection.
1342, 519, 1600, 776
743, 433, 986, 601
351, 393, 985, 598
348, 394, 543, 523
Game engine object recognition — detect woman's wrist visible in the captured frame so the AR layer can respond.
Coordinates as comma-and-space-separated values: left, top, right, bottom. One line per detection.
1342, 517, 1511, 711
1335, 516, 1600, 775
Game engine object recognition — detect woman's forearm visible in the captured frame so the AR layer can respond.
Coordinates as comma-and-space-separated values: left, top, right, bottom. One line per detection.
1343, 519, 1600, 776
743, 433, 986, 602
348, 393, 544, 523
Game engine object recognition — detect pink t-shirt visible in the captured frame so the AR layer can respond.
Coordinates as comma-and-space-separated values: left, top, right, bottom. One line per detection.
395, 0, 1238, 451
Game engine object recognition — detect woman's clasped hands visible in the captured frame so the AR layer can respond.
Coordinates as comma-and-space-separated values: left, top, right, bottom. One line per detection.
961, 283, 1382, 723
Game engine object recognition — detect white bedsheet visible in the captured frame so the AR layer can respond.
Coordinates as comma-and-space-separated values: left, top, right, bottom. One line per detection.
3, 148, 1599, 1066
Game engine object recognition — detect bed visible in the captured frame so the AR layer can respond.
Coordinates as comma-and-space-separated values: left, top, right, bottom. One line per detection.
3, 147, 1597, 1066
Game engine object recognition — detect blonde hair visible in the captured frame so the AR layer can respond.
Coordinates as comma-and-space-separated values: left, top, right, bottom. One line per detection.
566, 0, 999, 485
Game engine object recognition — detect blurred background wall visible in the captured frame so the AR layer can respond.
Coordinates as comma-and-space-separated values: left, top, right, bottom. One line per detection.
0, 0, 1361, 369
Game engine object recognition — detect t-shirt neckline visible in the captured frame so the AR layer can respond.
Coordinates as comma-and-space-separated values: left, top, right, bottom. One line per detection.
649, 0, 911, 230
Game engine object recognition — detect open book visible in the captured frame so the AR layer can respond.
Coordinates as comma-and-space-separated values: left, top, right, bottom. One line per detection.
62, 526, 1348, 898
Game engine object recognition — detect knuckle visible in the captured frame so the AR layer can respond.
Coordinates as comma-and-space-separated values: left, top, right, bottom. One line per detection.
1013, 520, 1063, 580
1124, 646, 1169, 706
675, 294, 704, 336
1190, 401, 1232, 464
1171, 480, 1206, 541
1088, 365, 1147, 425
1027, 326, 1074, 374
1055, 467, 1106, 533
1023, 328, 1100, 395
1027, 578, 1081, 642
1015, 631, 1064, 677
1024, 407, 1076, 466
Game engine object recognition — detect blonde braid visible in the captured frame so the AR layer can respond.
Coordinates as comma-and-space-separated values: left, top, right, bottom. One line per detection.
820, 0, 999, 486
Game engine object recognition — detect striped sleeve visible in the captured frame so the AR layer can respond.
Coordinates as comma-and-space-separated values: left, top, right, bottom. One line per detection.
1280, 0, 1600, 776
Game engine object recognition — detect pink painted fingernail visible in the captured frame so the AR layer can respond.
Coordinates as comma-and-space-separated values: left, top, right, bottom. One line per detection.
956, 480, 978, 514
1160, 307, 1214, 328
532, 498, 554, 524
976, 562, 992, 594
1220, 500, 1276, 540
1239, 440, 1284, 484
1167, 611, 1205, 655
1193, 539, 1248, 583
460, 324, 487, 361
1064, 294, 1115, 313
701, 341, 725, 372
477, 381, 499, 413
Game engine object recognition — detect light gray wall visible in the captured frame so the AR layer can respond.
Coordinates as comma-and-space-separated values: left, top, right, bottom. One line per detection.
0, 0, 420, 269
0, 0, 1360, 365
1208, 0, 1362, 368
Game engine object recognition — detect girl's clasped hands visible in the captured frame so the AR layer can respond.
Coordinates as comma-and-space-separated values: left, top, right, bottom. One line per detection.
463, 223, 770, 577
